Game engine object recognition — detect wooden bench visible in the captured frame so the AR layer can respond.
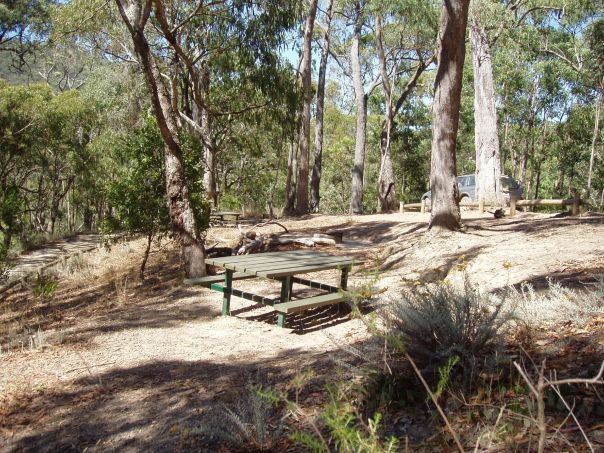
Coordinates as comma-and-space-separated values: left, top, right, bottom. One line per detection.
183, 272, 253, 287
274, 292, 348, 327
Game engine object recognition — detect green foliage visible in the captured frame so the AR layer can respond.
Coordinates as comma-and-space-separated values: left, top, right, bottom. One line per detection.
103, 117, 168, 236
293, 384, 398, 453
32, 272, 58, 299
103, 116, 210, 237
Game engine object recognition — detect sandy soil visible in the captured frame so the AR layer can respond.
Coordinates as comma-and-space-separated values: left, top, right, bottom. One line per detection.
1, 211, 603, 451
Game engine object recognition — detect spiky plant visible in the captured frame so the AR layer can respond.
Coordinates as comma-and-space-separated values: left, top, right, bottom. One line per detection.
385, 278, 513, 374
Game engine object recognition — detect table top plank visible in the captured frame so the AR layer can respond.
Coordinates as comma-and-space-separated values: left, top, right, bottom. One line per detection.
257, 262, 353, 278
228, 257, 354, 274
205, 250, 334, 265
205, 251, 355, 278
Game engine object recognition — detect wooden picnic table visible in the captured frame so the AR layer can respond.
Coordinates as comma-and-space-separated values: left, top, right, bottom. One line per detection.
187, 250, 356, 327
210, 211, 241, 224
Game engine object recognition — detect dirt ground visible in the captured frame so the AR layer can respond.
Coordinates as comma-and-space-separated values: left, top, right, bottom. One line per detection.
1, 211, 603, 452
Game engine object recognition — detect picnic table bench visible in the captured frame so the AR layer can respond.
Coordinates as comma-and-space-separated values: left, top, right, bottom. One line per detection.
184, 250, 356, 327
209, 211, 241, 225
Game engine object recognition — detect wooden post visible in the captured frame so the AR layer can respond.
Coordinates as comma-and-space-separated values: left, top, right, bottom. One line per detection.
421, 198, 426, 213
400, 201, 404, 213
572, 190, 580, 216
478, 197, 485, 214
510, 196, 516, 217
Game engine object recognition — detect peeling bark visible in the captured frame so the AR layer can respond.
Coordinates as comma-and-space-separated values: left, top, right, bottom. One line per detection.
471, 20, 502, 205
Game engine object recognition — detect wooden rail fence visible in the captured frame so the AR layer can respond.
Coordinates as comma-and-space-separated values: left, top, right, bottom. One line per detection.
400, 195, 582, 217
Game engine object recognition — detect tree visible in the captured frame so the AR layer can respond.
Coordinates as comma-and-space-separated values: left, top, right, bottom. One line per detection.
310, 0, 334, 213
295, 0, 319, 215
428, 0, 470, 231
470, 3, 502, 205
373, 1, 437, 212
349, 0, 380, 214
115, 0, 206, 278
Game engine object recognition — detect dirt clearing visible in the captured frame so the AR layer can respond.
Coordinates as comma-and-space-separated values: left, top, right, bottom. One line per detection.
1, 211, 603, 451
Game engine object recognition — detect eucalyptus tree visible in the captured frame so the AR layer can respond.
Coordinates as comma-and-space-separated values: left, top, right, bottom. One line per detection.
295, 0, 319, 215
536, 2, 603, 197
371, 0, 437, 212
469, 0, 566, 204
310, 0, 334, 212
428, 0, 470, 231
115, 0, 207, 278
151, 0, 300, 210
0, 0, 52, 74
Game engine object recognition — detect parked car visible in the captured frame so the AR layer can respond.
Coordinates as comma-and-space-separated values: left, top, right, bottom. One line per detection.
421, 174, 523, 204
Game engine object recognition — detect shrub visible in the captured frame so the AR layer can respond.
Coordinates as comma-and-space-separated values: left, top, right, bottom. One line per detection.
195, 384, 285, 451
384, 278, 514, 375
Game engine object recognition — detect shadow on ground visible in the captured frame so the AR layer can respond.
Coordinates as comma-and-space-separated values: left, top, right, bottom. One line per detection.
0, 350, 360, 452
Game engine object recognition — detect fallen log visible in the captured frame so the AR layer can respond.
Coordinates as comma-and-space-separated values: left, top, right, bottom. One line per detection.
268, 233, 336, 247
237, 234, 264, 255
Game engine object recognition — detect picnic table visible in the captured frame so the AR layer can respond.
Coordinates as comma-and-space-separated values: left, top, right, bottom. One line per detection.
185, 250, 356, 327
210, 211, 241, 225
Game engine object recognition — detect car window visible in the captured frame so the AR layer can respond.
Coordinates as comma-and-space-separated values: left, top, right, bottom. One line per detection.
466, 175, 475, 186
457, 176, 467, 186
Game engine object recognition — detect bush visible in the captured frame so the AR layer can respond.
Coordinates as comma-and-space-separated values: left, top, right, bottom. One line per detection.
195, 384, 285, 451
384, 278, 514, 375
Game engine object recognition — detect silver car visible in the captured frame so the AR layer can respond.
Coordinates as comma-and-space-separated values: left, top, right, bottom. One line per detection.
421, 174, 523, 204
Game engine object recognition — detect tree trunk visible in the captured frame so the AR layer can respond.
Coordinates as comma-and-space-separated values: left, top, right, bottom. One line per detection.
284, 134, 298, 216
310, 0, 333, 213
295, 0, 319, 215
587, 100, 601, 194
116, 0, 206, 278
471, 19, 502, 205
428, 0, 470, 231
349, 2, 367, 215
199, 67, 218, 207
375, 15, 396, 212
520, 77, 539, 189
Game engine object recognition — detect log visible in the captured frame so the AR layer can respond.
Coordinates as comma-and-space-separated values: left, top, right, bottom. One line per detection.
313, 233, 339, 245
237, 234, 264, 255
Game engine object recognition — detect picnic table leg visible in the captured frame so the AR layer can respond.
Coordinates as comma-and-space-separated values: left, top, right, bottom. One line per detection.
277, 276, 293, 327
221, 270, 233, 316
340, 266, 350, 291
337, 266, 350, 314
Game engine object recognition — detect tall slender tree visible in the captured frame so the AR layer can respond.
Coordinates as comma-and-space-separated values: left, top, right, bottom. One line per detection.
428, 0, 471, 231
310, 0, 334, 213
296, 0, 319, 214
115, 0, 206, 277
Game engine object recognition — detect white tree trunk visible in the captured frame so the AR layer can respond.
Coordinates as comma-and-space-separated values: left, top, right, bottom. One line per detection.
471, 20, 502, 205
349, 2, 366, 215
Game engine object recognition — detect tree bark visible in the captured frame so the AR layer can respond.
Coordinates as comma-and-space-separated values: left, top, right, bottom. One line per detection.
471, 19, 502, 205
587, 99, 601, 194
310, 0, 333, 213
520, 76, 539, 190
375, 15, 396, 212
116, 0, 206, 278
284, 134, 298, 216
199, 67, 218, 207
428, 0, 470, 231
295, 0, 319, 215
349, 2, 367, 215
